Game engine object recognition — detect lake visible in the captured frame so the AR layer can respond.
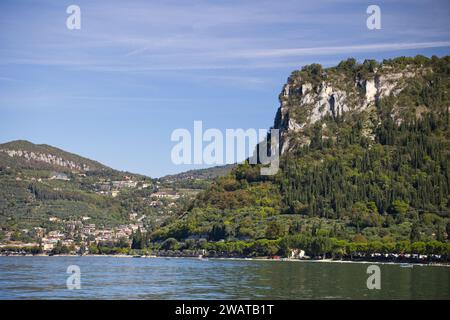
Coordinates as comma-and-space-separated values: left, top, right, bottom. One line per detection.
0, 256, 448, 299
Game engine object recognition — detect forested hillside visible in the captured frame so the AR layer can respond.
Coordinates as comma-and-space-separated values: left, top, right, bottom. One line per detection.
149, 56, 450, 259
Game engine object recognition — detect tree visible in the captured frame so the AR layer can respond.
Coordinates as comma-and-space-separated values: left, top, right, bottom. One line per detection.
265, 221, 286, 240
117, 237, 130, 248
131, 229, 145, 249
337, 58, 357, 71
250, 239, 279, 257
395, 240, 410, 254
331, 239, 347, 259
209, 223, 227, 241
369, 241, 383, 253
183, 239, 196, 250
88, 243, 99, 254
30, 246, 42, 255
289, 221, 303, 234
51, 241, 69, 255
410, 221, 421, 242
436, 224, 446, 242
78, 244, 86, 255
446, 222, 450, 239
309, 237, 332, 258
161, 238, 179, 251
389, 200, 409, 216
350, 202, 368, 232
426, 241, 443, 256
278, 237, 290, 257
411, 242, 426, 255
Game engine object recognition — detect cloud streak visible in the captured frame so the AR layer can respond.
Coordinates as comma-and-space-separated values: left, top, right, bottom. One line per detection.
1, 0, 450, 176
227, 41, 450, 59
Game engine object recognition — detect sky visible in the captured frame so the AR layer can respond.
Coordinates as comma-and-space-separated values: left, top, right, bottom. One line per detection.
0, 0, 449, 177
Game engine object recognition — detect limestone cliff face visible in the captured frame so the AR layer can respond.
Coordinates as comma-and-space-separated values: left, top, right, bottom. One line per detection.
0, 140, 108, 172
274, 62, 429, 153
0, 149, 91, 171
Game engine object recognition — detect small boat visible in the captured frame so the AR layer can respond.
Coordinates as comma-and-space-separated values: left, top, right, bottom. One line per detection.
132, 255, 142, 258
400, 263, 413, 268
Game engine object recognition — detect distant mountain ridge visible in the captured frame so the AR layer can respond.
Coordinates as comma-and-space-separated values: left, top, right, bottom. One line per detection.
0, 140, 109, 172
0, 140, 156, 231
0, 140, 235, 180
160, 164, 237, 181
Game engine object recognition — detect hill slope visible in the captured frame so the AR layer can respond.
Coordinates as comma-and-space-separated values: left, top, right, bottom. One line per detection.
0, 140, 109, 172
158, 164, 237, 189
152, 55, 450, 256
0, 140, 155, 230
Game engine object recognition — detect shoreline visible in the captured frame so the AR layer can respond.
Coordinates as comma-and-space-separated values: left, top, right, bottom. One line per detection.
1, 254, 449, 267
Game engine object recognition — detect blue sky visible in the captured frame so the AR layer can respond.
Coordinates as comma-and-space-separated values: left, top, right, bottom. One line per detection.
1, 0, 449, 177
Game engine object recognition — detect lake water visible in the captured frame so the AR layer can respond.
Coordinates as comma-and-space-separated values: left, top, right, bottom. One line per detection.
0, 256, 448, 299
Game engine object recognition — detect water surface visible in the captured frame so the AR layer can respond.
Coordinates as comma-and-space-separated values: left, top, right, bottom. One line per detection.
0, 256, 448, 299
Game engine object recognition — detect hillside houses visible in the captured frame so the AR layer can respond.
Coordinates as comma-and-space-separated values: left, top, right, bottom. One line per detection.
94, 176, 153, 197
49, 172, 70, 181
2, 216, 147, 253
112, 180, 138, 189
151, 191, 180, 200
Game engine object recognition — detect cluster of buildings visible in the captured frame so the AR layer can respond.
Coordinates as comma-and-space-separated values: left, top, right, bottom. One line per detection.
151, 191, 180, 200
1, 214, 147, 254
1, 170, 189, 254
95, 176, 153, 197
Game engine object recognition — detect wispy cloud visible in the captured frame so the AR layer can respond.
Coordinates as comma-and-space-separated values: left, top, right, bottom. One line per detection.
0, 76, 16, 82
1, 1, 450, 75
1, 0, 450, 176
226, 41, 450, 59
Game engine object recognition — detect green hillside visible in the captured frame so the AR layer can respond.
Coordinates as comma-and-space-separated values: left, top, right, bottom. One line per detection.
159, 164, 237, 189
148, 56, 450, 259
0, 140, 155, 230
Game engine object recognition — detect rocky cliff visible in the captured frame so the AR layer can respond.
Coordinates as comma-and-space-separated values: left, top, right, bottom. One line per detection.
0, 148, 91, 171
273, 56, 444, 153
0, 140, 107, 172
